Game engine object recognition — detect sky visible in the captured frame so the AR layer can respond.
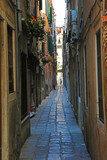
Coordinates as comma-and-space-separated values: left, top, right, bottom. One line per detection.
42, 0, 66, 27
52, 0, 66, 27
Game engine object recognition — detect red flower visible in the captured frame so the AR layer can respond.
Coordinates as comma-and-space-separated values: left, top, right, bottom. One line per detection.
27, 14, 31, 18
34, 16, 37, 19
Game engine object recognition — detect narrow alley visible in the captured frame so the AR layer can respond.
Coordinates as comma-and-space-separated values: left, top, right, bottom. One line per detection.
0, 0, 107, 159
20, 86, 91, 160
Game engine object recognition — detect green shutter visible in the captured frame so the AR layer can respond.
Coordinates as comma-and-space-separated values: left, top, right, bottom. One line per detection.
47, 32, 54, 56
46, 0, 48, 17
48, 35, 51, 54
50, 7, 52, 24
48, 35, 53, 56
47, 32, 49, 52
48, 2, 50, 22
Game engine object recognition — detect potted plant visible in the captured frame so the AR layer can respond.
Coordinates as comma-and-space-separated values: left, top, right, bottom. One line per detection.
27, 13, 46, 41
42, 55, 53, 64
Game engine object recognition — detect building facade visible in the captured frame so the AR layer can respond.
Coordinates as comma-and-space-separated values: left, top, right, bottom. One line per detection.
42, 0, 56, 95
0, 0, 56, 159
0, 1, 18, 159
56, 27, 63, 86
63, 0, 107, 160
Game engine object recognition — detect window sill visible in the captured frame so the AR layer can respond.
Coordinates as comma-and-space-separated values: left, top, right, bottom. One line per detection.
97, 119, 104, 132
8, 91, 16, 102
21, 115, 30, 125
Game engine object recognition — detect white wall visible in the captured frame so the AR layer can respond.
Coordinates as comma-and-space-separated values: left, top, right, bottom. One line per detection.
42, 0, 46, 13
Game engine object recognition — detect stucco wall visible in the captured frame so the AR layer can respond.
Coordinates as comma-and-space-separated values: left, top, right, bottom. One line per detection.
67, 0, 106, 160
21, 116, 30, 147
0, 1, 16, 159
80, 1, 105, 160
8, 100, 17, 160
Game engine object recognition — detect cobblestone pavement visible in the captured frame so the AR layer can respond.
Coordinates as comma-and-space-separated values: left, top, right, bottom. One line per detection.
20, 86, 91, 160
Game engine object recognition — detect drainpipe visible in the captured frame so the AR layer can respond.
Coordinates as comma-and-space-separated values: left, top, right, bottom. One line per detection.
15, 0, 21, 159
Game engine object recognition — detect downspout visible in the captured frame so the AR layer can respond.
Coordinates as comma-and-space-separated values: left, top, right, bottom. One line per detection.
15, 0, 20, 159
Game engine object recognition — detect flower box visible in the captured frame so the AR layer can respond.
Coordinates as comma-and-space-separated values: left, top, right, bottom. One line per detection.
27, 14, 45, 41
42, 55, 53, 64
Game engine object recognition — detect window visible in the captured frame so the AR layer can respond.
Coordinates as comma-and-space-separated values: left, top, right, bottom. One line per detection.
39, 0, 42, 10
9, 0, 15, 6
8, 25, 14, 93
105, 0, 107, 9
26, 0, 30, 10
78, 60, 80, 97
96, 30, 104, 122
84, 46, 88, 108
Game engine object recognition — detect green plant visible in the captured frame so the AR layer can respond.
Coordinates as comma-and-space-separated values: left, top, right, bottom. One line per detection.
27, 14, 46, 41
42, 55, 53, 64
58, 38, 61, 44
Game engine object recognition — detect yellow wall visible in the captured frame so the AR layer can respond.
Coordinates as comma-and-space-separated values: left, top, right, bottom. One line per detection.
0, 1, 17, 159
79, 1, 105, 160
69, 0, 106, 159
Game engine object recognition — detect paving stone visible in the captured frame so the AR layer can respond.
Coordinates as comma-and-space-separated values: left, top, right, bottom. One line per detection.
20, 159, 33, 160
34, 154, 47, 160
20, 86, 91, 160
48, 154, 61, 160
